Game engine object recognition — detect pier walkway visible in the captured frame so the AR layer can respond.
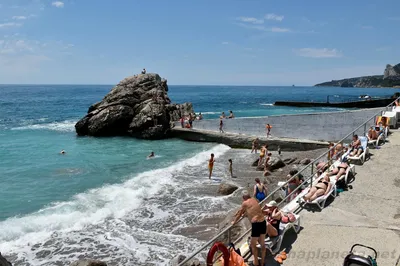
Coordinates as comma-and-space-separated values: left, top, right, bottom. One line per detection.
282, 131, 400, 266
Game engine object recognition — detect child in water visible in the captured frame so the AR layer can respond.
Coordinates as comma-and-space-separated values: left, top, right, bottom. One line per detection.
228, 159, 233, 178
208, 153, 215, 179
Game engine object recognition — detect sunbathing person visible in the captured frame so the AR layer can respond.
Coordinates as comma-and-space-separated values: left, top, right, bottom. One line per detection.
368, 127, 378, 141
302, 175, 332, 202
326, 157, 349, 181
262, 201, 282, 238
349, 135, 363, 157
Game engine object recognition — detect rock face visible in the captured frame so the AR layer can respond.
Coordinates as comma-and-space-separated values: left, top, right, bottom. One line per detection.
70, 259, 107, 266
384, 64, 400, 80
314, 62, 400, 87
75, 73, 193, 139
0, 253, 12, 266
217, 183, 238, 195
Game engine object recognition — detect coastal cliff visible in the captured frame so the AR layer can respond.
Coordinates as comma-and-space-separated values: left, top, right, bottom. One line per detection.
315, 63, 400, 87
75, 73, 193, 139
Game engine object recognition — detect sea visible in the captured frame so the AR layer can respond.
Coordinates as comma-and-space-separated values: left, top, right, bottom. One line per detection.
0, 85, 399, 265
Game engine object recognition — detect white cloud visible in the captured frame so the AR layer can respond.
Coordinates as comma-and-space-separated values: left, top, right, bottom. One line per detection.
12, 16, 27, 20
237, 17, 264, 24
265, 13, 284, 21
271, 27, 290, 32
236, 23, 291, 33
221, 41, 229, 45
0, 22, 22, 28
51, 1, 64, 8
293, 48, 343, 58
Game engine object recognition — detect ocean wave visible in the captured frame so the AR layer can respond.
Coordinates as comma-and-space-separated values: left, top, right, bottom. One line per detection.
200, 111, 219, 115
259, 103, 274, 106
11, 120, 76, 132
0, 144, 231, 265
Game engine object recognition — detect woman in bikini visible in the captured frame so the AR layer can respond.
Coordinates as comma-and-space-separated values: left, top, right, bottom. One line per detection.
254, 178, 267, 202
262, 201, 282, 238
303, 175, 332, 202
208, 153, 215, 179
326, 157, 349, 181
258, 145, 267, 167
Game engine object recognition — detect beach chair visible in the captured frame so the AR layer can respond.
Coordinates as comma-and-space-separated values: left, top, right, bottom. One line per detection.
347, 136, 369, 164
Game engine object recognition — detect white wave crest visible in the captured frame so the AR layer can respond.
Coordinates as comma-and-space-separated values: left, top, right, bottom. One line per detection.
259, 103, 274, 106
0, 144, 231, 260
11, 120, 76, 132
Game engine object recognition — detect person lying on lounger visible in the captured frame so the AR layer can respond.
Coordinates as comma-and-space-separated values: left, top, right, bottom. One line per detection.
326, 157, 349, 181
302, 175, 332, 202
262, 201, 282, 238
368, 127, 378, 141
349, 135, 363, 157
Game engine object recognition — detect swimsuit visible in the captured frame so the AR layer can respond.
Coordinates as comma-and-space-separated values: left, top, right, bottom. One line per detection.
255, 185, 266, 202
260, 150, 265, 157
267, 215, 280, 234
251, 220, 267, 237
315, 179, 329, 190
208, 160, 214, 169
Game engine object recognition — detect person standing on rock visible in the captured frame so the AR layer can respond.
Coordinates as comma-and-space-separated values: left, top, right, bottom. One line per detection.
266, 124, 272, 137
232, 191, 267, 266
180, 117, 184, 128
251, 138, 259, 153
141, 68, 146, 74
254, 178, 267, 202
228, 159, 233, 178
208, 153, 215, 179
219, 119, 224, 133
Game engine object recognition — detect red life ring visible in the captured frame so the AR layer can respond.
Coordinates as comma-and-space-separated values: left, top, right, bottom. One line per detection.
206, 242, 230, 266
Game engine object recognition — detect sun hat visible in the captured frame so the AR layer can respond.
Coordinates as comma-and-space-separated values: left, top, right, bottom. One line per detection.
265, 200, 278, 207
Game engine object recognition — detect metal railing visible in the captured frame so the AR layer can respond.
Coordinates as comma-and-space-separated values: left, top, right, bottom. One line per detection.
176, 97, 399, 266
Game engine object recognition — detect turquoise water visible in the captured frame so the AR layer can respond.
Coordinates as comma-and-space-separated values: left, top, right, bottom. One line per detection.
0, 84, 399, 265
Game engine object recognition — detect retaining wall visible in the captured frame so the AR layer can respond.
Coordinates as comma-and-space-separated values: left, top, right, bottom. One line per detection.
175, 108, 386, 141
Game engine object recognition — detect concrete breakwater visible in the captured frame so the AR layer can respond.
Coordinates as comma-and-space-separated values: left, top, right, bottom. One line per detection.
170, 128, 328, 150
175, 108, 384, 142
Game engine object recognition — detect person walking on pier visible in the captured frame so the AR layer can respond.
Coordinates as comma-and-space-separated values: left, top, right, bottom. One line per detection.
232, 191, 267, 266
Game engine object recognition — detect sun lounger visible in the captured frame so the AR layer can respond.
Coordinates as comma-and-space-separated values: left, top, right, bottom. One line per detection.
295, 174, 336, 210
347, 136, 369, 164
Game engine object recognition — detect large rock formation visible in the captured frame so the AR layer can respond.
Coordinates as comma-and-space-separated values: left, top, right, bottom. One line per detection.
314, 63, 400, 88
0, 253, 12, 266
75, 73, 193, 139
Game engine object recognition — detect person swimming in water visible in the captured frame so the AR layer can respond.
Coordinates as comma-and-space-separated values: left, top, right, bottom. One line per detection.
208, 153, 215, 179
148, 151, 155, 158
60, 150, 66, 154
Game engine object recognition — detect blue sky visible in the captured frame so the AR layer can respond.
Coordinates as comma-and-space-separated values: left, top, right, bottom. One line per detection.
0, 0, 399, 85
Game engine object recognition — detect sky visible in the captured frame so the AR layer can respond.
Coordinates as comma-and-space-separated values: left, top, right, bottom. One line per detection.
0, 0, 399, 85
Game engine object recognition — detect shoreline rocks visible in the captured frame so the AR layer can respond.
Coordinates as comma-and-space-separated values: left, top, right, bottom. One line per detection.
75, 73, 193, 139
0, 253, 12, 266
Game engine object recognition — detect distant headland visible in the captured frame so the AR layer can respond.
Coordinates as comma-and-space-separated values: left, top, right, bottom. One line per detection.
314, 63, 400, 88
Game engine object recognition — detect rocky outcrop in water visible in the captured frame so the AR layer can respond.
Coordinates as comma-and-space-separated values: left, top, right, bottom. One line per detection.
75, 73, 194, 139
0, 253, 12, 266
314, 63, 400, 88
217, 183, 238, 195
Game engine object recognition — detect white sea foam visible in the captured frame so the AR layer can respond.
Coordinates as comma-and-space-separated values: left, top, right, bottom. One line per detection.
12, 120, 76, 132
259, 103, 274, 106
200, 111, 219, 115
0, 144, 231, 265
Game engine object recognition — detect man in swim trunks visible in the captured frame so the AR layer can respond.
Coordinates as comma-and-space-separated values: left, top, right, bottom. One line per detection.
148, 151, 155, 158
232, 191, 266, 266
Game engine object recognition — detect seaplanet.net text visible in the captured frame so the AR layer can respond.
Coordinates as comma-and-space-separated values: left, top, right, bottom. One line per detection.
286, 248, 398, 262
